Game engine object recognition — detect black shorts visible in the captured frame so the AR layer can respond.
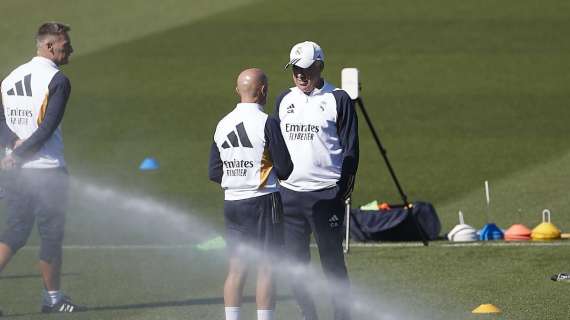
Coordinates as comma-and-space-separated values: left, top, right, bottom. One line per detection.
0, 167, 69, 259
224, 192, 284, 256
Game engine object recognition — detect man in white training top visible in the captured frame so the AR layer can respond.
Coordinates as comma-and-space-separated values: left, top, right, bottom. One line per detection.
209, 68, 293, 320
0, 22, 86, 314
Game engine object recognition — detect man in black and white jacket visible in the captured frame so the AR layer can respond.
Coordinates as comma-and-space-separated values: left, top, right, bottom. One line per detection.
275, 41, 359, 320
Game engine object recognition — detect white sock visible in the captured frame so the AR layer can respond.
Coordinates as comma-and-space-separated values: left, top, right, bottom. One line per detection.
257, 309, 274, 320
225, 306, 240, 320
44, 290, 63, 306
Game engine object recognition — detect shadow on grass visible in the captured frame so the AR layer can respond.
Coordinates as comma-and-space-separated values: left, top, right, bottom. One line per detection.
0, 272, 80, 280
2, 295, 293, 317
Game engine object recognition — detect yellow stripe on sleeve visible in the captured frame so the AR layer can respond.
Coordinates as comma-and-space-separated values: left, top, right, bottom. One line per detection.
259, 146, 273, 188
36, 93, 49, 126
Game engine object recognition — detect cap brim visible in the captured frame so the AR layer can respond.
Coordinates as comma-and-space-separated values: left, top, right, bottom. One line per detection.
284, 58, 301, 70
283, 58, 317, 70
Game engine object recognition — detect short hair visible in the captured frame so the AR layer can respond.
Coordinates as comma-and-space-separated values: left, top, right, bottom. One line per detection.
312, 60, 324, 72
36, 22, 70, 47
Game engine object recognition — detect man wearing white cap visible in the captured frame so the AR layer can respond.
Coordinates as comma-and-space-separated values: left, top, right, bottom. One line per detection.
274, 41, 359, 320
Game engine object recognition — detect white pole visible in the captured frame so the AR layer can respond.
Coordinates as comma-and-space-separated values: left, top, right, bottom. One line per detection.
344, 197, 351, 254
485, 181, 490, 206
485, 180, 491, 222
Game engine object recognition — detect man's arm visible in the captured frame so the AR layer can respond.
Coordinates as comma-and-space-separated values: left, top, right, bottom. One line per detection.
333, 90, 359, 199
208, 141, 223, 184
0, 92, 19, 148
12, 72, 71, 160
265, 116, 293, 180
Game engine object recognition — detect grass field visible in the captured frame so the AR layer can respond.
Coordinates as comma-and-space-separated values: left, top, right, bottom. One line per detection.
1, 0, 570, 319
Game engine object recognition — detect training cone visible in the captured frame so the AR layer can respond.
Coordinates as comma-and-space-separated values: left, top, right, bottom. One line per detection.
472, 304, 501, 314
448, 211, 478, 242
360, 200, 379, 211
504, 223, 532, 241
139, 157, 159, 171
479, 223, 504, 240
196, 236, 226, 251
531, 209, 561, 240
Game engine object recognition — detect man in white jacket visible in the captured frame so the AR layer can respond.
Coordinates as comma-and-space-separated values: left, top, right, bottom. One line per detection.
0, 22, 85, 314
274, 41, 359, 320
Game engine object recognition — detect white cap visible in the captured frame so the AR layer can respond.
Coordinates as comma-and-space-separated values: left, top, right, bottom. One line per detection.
285, 41, 325, 69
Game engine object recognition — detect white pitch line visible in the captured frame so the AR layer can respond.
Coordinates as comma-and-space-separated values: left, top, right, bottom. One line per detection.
22, 244, 197, 250
440, 241, 570, 247
344, 241, 570, 248
336, 242, 425, 248
18, 240, 570, 251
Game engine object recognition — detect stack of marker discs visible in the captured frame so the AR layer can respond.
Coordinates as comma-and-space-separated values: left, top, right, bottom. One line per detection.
504, 223, 532, 241
531, 209, 561, 240
447, 211, 478, 242
479, 223, 504, 240
479, 181, 503, 241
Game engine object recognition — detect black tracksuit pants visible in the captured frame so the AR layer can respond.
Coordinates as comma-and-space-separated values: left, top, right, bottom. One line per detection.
280, 185, 350, 320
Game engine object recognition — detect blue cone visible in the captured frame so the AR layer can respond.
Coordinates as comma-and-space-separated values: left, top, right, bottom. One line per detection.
139, 157, 159, 171
479, 223, 504, 240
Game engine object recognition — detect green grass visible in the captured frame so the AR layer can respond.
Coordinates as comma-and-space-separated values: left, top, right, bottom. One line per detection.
0, 0, 258, 74
1, 244, 569, 319
1, 0, 570, 318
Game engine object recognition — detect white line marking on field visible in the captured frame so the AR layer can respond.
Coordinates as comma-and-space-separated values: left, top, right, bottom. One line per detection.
440, 241, 570, 247
18, 240, 570, 250
343, 241, 570, 248
22, 244, 197, 250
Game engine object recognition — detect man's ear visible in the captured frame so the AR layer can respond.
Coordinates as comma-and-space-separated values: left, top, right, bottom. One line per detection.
257, 84, 265, 97
46, 42, 54, 54
235, 86, 240, 97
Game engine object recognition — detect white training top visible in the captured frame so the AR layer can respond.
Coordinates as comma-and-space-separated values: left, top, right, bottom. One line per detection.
1, 57, 65, 168
277, 82, 344, 191
213, 103, 278, 200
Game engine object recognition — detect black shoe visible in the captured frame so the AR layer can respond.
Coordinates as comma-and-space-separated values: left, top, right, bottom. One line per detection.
41, 296, 87, 313
551, 273, 570, 282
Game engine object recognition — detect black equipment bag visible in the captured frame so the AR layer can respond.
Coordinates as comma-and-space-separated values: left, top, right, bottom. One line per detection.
347, 201, 440, 241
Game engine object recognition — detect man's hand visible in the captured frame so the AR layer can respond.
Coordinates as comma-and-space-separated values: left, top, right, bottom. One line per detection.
1, 154, 17, 170
14, 139, 24, 149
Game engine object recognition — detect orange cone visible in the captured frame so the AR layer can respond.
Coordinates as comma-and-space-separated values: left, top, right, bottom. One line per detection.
472, 304, 501, 314
504, 223, 532, 241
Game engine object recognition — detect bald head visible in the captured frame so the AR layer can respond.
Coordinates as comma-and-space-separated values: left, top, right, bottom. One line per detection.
236, 68, 268, 105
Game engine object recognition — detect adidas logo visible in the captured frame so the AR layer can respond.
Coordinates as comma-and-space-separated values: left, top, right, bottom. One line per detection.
328, 214, 340, 228
6, 74, 32, 97
286, 104, 295, 114
59, 304, 75, 312
551, 273, 570, 282
221, 122, 253, 149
